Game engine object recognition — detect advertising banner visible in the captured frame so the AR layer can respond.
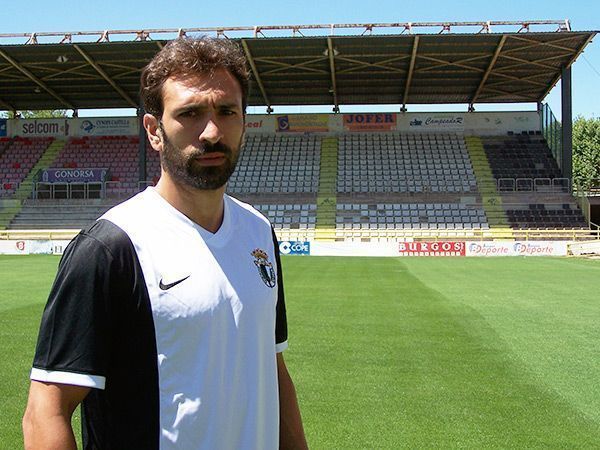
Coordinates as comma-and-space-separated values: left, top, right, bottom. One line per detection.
398, 241, 466, 256
75, 117, 138, 136
463, 112, 539, 135
404, 114, 465, 132
0, 240, 53, 255
51, 240, 73, 255
278, 241, 310, 255
40, 167, 109, 183
466, 241, 567, 257
244, 116, 276, 133
343, 113, 397, 131
14, 119, 69, 137
276, 114, 329, 132
0, 119, 7, 137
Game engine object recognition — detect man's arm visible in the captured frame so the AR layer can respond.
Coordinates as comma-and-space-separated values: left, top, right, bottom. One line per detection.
23, 380, 90, 450
277, 353, 308, 450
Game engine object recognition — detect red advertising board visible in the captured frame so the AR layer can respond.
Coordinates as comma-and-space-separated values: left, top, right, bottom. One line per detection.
343, 113, 396, 131
398, 241, 466, 257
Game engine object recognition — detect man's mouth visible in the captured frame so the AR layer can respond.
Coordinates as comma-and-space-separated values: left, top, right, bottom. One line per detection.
195, 152, 226, 166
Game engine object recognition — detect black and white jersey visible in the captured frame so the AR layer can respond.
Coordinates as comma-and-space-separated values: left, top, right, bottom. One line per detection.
31, 187, 288, 450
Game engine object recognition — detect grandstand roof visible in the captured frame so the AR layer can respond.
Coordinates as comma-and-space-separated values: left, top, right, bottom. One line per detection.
0, 21, 595, 111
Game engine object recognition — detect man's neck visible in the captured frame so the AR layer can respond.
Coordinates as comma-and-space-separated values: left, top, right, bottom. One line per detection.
155, 175, 226, 234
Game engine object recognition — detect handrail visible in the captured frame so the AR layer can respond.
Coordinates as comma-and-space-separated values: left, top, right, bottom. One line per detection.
2, 227, 598, 243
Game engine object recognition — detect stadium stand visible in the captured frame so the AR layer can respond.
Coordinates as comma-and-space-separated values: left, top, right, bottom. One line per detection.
337, 133, 477, 194
480, 134, 588, 230
0, 137, 53, 197
228, 134, 320, 194
51, 136, 141, 198
0, 128, 591, 240
482, 135, 565, 190
336, 202, 488, 231
9, 199, 114, 230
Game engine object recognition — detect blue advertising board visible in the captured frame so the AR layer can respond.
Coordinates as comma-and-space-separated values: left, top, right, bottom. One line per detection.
278, 241, 310, 255
40, 168, 109, 183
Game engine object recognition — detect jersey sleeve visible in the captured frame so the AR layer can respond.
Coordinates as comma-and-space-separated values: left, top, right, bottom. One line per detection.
271, 228, 288, 352
31, 221, 134, 389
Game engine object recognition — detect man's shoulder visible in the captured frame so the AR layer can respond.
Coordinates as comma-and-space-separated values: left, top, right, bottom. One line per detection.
101, 189, 152, 226
226, 194, 272, 228
76, 219, 134, 257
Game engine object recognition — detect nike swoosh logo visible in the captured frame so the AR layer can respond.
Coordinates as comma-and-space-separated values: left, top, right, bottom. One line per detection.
159, 275, 190, 291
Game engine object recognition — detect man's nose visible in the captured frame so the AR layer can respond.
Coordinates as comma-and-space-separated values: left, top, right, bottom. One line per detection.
199, 118, 223, 145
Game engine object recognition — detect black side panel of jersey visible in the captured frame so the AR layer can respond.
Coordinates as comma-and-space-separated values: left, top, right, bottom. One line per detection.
32, 219, 159, 450
271, 228, 288, 345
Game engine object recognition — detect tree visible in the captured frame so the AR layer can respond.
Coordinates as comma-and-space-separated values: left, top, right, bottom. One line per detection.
1, 110, 68, 119
572, 116, 600, 192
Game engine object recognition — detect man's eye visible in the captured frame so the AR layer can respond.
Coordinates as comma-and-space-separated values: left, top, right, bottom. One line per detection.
220, 109, 236, 116
180, 110, 198, 117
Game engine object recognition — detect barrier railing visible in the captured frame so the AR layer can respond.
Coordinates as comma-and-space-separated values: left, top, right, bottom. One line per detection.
497, 177, 570, 193
35, 182, 104, 199
267, 226, 600, 242
4, 226, 597, 243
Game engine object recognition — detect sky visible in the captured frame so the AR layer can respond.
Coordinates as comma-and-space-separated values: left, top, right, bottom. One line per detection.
1, 0, 599, 120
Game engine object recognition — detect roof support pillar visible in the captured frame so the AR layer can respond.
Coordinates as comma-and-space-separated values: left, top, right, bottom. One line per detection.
138, 106, 147, 184
327, 37, 339, 113
241, 40, 271, 111
561, 65, 573, 180
402, 35, 419, 110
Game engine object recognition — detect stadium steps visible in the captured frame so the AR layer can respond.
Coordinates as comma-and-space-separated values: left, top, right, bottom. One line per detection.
465, 136, 513, 240
315, 137, 338, 241
0, 139, 67, 229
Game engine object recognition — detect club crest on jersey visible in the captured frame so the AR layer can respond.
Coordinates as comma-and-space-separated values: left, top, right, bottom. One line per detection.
251, 248, 276, 288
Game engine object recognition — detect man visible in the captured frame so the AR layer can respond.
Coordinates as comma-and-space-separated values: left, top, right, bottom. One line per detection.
23, 37, 308, 450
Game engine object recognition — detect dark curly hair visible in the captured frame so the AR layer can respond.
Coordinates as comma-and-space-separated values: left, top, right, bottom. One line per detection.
140, 37, 249, 117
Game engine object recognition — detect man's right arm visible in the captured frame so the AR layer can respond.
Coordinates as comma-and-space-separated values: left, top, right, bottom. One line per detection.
23, 380, 90, 450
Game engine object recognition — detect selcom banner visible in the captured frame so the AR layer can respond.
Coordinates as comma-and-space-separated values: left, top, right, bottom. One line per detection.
407, 115, 465, 132
343, 114, 396, 131
466, 241, 567, 257
278, 241, 310, 255
15, 119, 69, 137
276, 115, 329, 132
398, 241, 466, 256
76, 117, 137, 136
41, 168, 108, 183
0, 119, 7, 137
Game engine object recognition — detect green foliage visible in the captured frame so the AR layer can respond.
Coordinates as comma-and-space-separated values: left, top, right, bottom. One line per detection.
1, 110, 68, 119
573, 116, 600, 192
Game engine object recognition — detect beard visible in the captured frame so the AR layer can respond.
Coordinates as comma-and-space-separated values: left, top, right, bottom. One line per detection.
159, 125, 241, 190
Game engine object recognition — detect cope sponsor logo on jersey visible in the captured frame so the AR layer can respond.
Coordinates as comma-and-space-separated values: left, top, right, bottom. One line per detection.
278, 241, 310, 255
251, 248, 276, 288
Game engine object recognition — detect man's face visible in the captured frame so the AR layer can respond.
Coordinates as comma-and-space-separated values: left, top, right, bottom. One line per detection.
155, 69, 244, 190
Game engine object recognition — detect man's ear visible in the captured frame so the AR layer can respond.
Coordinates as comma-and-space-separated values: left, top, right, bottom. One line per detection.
143, 113, 162, 151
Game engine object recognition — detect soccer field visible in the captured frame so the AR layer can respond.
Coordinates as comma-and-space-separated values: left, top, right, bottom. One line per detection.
1, 255, 599, 448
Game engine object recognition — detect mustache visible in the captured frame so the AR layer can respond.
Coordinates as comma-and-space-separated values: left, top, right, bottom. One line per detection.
189, 141, 232, 158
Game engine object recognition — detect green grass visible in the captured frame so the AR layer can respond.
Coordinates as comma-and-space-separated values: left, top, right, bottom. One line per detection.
1, 255, 599, 448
